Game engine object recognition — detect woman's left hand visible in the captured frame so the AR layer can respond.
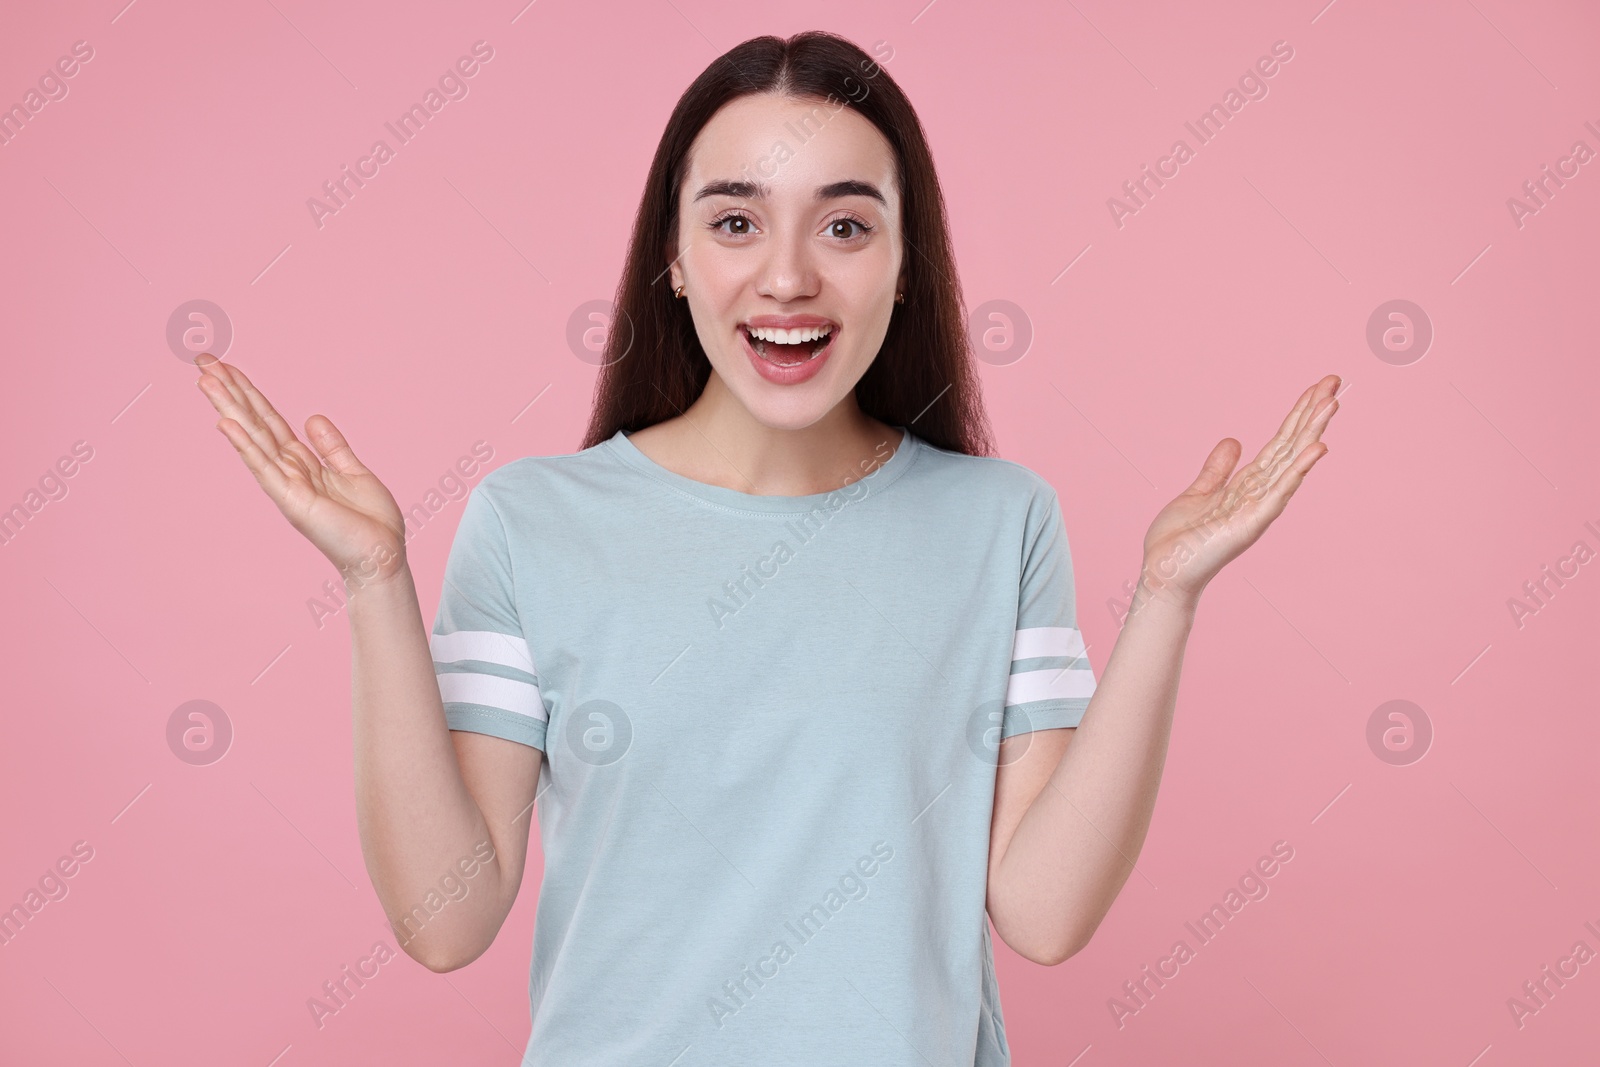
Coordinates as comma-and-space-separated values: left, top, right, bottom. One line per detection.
1137, 374, 1341, 610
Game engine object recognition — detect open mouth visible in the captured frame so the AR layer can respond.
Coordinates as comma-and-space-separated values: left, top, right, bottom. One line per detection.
741, 324, 836, 367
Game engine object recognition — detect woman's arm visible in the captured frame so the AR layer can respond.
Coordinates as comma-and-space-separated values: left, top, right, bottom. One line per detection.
986, 374, 1340, 965
195, 356, 538, 972
348, 564, 541, 972
986, 582, 1193, 965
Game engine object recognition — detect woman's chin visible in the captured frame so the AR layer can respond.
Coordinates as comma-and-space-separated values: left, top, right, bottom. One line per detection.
714, 380, 841, 432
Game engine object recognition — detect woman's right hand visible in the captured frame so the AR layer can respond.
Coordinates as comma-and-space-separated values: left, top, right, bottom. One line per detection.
195, 354, 408, 589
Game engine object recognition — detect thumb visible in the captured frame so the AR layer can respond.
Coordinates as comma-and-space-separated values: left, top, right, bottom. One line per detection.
304, 414, 368, 476
1184, 438, 1241, 497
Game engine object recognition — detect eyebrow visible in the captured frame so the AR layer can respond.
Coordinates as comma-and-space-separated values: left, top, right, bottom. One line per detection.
692, 179, 886, 206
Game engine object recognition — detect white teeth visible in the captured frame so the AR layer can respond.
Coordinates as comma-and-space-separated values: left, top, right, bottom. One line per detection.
746, 325, 834, 344
742, 323, 835, 367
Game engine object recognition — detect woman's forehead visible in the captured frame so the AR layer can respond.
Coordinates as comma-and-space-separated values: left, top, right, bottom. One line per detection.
683, 93, 898, 201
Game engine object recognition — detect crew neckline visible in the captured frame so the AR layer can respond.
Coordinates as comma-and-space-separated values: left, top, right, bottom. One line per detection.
606, 424, 921, 514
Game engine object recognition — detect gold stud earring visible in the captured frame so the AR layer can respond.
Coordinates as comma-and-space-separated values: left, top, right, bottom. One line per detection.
674, 285, 685, 299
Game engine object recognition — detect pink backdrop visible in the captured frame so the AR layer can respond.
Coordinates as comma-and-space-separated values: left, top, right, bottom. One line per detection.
2, 0, 1597, 1063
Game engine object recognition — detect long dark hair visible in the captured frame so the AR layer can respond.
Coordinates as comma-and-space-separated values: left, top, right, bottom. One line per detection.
579, 30, 995, 457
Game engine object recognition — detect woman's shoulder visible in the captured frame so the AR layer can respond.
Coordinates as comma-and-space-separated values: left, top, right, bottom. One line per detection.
473, 436, 619, 500
908, 434, 1058, 503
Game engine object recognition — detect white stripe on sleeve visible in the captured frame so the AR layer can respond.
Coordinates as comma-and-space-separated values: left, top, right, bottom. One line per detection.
436, 672, 547, 723
1010, 625, 1088, 662
1005, 667, 1097, 707
429, 629, 537, 674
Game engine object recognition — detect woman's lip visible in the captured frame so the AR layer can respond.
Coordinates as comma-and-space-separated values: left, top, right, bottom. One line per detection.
740, 324, 836, 385
742, 316, 838, 330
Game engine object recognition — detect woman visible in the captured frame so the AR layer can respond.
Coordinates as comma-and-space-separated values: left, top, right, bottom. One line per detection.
196, 29, 1337, 1066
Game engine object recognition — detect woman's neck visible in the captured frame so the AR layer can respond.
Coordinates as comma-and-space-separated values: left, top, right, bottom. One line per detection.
624, 375, 903, 497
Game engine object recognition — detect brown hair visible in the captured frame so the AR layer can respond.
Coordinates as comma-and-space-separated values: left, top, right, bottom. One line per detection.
579, 30, 995, 457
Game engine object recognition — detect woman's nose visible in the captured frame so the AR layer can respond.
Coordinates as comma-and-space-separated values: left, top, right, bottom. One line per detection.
755, 229, 821, 302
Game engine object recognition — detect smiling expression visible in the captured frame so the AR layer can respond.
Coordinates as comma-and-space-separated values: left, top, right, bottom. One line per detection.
669, 92, 905, 430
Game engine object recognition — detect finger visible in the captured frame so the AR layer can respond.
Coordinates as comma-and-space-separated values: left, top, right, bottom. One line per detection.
1183, 437, 1241, 497
304, 414, 370, 477
227, 370, 328, 480
215, 415, 300, 507
1253, 441, 1329, 524
1234, 395, 1337, 508
225, 362, 314, 460
208, 361, 296, 457
1287, 392, 1339, 457
1246, 376, 1339, 485
1274, 382, 1319, 441
197, 363, 284, 463
195, 358, 253, 426
1241, 387, 1316, 481
199, 356, 251, 411
1286, 375, 1342, 445
210, 364, 304, 476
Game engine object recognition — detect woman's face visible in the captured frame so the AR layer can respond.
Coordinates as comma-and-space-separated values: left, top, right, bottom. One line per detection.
670, 92, 904, 432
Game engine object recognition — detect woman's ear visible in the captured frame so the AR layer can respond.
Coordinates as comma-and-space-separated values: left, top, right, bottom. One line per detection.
661, 225, 679, 290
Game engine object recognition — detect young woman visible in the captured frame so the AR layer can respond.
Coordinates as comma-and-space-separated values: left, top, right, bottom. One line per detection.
196, 30, 1337, 1066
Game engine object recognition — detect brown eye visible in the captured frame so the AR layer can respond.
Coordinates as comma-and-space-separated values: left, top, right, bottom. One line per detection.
710, 213, 754, 236
829, 217, 872, 240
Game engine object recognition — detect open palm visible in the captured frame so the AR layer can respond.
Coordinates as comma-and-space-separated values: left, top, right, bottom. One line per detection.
195, 354, 408, 585
1139, 374, 1340, 607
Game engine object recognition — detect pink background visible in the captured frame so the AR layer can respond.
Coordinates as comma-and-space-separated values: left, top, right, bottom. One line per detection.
3, 0, 1597, 1063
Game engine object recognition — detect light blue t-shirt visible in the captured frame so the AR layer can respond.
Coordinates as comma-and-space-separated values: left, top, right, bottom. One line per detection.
429, 424, 1098, 1065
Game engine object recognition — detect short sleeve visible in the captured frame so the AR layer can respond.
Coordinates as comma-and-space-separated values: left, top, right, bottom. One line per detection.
1002, 486, 1097, 739
429, 483, 548, 751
